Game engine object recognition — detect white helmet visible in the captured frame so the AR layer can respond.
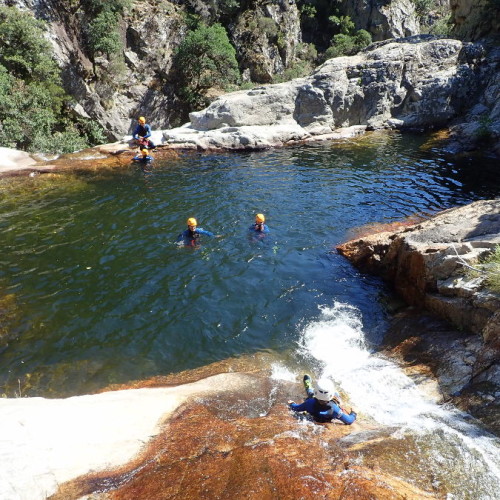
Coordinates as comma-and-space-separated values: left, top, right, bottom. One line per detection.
315, 378, 334, 402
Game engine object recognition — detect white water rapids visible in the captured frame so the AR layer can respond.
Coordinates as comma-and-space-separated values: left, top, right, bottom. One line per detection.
272, 302, 500, 499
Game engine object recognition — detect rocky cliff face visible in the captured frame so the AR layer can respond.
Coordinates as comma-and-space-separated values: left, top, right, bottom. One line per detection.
340, 0, 419, 41
337, 199, 500, 342
2, 0, 188, 139
149, 36, 495, 152
451, 0, 500, 41
1, 0, 420, 141
337, 199, 500, 429
230, 0, 302, 83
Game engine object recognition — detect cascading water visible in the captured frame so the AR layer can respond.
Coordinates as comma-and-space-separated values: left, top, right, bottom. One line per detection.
1, 133, 499, 497
273, 302, 500, 499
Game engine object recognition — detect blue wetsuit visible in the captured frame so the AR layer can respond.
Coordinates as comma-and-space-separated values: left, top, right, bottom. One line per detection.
289, 398, 356, 425
133, 123, 152, 140
177, 228, 215, 247
133, 123, 156, 148
132, 154, 153, 162
248, 223, 270, 234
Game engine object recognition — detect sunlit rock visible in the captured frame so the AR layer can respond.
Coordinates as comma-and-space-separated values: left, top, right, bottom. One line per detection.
337, 199, 500, 431
155, 37, 488, 151
0, 147, 37, 173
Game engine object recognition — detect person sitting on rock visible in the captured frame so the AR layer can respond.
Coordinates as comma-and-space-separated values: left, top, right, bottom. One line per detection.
133, 116, 156, 150
288, 375, 357, 425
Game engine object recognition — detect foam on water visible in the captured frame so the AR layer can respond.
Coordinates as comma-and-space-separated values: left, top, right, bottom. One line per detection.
273, 301, 500, 496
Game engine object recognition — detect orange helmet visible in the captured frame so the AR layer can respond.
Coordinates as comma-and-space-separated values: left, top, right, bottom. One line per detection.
255, 213, 265, 223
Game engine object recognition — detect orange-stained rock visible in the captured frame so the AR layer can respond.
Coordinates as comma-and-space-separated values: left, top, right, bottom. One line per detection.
49, 370, 439, 500
337, 199, 500, 437
337, 199, 500, 339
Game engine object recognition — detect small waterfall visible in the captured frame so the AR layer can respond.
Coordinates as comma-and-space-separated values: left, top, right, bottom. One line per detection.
273, 302, 500, 498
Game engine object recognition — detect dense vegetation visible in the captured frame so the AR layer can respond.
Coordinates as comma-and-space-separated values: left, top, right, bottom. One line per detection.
0, 0, 467, 153
0, 6, 105, 154
84, 0, 131, 59
174, 22, 240, 109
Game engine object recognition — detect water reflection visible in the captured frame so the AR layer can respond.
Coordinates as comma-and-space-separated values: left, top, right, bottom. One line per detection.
0, 133, 499, 397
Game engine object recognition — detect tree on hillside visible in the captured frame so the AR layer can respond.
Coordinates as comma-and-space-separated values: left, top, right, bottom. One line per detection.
322, 14, 372, 59
0, 6, 105, 153
0, 6, 60, 82
174, 23, 240, 109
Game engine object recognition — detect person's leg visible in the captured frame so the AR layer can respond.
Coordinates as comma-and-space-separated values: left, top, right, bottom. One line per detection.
303, 374, 314, 398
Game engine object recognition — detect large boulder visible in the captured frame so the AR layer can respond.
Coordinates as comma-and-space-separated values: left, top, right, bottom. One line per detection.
158, 36, 489, 150
336, 199, 500, 341
340, 0, 420, 41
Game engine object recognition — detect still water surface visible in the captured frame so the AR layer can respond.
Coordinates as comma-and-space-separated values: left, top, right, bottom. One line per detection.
0, 131, 498, 398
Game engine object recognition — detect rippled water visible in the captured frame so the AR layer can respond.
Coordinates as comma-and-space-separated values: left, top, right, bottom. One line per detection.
273, 302, 500, 498
0, 131, 499, 398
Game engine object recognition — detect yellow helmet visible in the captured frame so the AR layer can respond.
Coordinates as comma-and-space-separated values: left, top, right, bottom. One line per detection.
255, 213, 265, 223
138, 116, 146, 124
187, 217, 197, 226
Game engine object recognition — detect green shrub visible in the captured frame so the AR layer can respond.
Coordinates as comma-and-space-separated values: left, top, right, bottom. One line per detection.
329, 15, 355, 35
324, 29, 372, 59
297, 42, 318, 64
467, 245, 500, 293
486, 245, 500, 293
174, 23, 240, 109
0, 6, 106, 154
273, 43, 317, 83
355, 29, 372, 49
475, 114, 493, 141
300, 4, 317, 18
258, 16, 278, 38
412, 0, 435, 19
273, 61, 312, 83
83, 0, 130, 60
428, 15, 452, 36
87, 11, 121, 57
85, 0, 131, 16
482, 246, 500, 293
0, 6, 60, 82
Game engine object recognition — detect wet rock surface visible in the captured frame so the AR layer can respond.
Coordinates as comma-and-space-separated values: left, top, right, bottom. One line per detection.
49, 366, 437, 500
337, 199, 500, 433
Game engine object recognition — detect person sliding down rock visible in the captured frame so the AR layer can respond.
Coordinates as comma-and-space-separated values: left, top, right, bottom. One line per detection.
287, 375, 357, 424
